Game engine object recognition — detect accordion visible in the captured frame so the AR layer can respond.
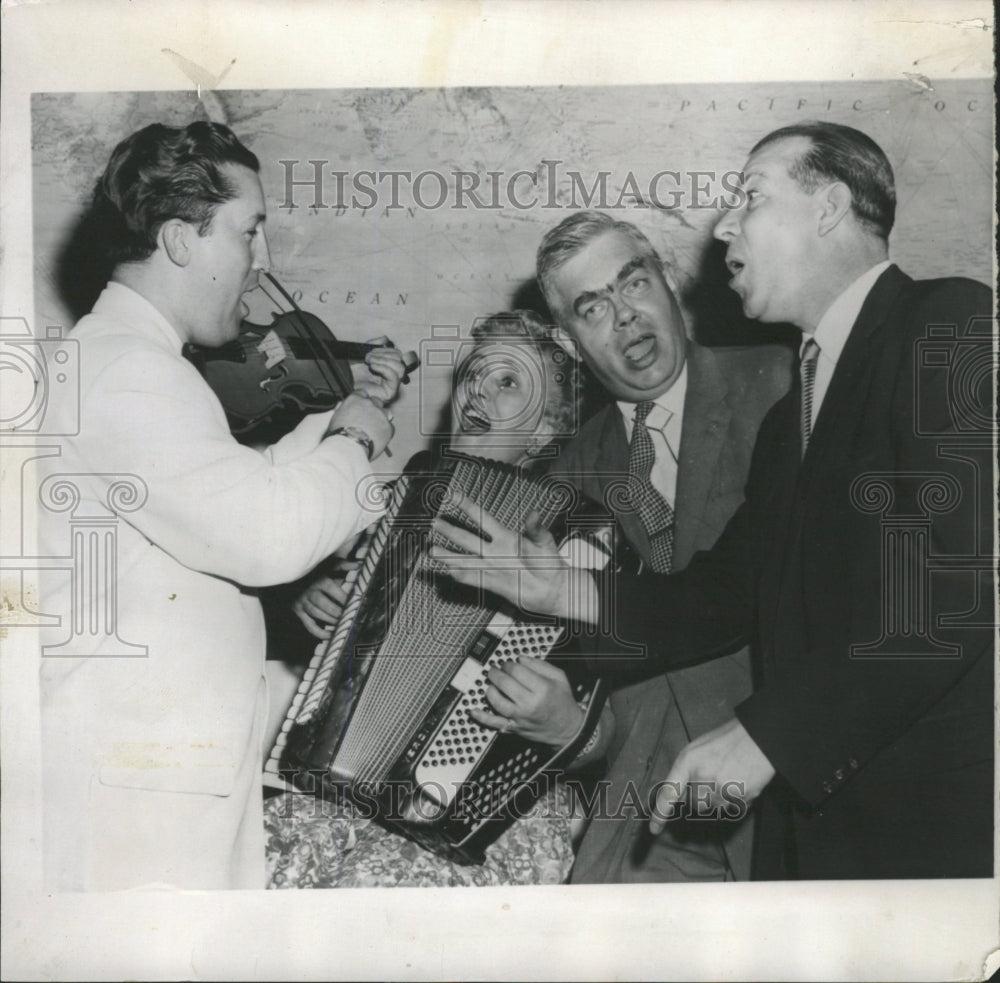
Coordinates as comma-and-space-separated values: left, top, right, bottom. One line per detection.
266, 451, 606, 864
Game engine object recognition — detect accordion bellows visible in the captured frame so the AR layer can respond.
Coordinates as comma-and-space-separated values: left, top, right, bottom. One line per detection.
266, 451, 605, 864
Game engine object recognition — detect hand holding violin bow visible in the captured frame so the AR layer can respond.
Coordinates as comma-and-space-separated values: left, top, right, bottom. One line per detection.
337, 334, 420, 459
351, 334, 417, 406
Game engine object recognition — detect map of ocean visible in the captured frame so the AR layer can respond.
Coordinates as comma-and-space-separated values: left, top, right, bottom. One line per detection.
32, 81, 993, 463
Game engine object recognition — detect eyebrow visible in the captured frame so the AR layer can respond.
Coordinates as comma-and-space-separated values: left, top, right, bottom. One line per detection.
743, 167, 772, 185
571, 256, 650, 316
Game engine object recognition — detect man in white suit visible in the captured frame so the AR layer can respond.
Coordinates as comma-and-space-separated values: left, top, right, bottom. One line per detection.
39, 121, 405, 890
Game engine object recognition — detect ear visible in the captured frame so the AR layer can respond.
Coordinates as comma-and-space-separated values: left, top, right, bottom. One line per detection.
817, 182, 853, 236
158, 218, 193, 267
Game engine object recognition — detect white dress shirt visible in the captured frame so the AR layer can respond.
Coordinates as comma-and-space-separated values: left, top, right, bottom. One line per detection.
617, 361, 688, 505
806, 260, 892, 426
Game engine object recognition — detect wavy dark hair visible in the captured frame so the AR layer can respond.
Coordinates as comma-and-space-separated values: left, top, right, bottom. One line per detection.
752, 121, 896, 239
91, 121, 260, 265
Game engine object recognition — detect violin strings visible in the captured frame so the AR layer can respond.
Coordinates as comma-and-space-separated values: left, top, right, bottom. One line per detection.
258, 272, 343, 395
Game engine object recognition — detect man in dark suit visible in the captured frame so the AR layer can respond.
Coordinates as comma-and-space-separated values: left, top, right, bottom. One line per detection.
433, 122, 994, 879
463, 210, 791, 882
537, 212, 790, 883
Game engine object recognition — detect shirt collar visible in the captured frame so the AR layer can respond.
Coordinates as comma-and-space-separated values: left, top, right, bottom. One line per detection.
807, 260, 892, 361
618, 360, 688, 433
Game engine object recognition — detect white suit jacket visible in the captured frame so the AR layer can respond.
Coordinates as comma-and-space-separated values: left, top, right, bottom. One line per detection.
38, 283, 382, 890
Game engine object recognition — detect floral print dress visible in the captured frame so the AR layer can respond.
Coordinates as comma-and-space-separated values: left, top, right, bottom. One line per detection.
264, 784, 575, 888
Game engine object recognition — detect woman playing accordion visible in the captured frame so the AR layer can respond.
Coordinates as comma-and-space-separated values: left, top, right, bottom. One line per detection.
264, 310, 616, 888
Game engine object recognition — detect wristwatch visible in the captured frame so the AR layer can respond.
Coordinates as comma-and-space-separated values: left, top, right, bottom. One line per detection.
327, 425, 375, 460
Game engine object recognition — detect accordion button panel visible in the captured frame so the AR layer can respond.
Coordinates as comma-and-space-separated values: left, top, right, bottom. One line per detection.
413, 619, 564, 810
450, 656, 486, 695
414, 655, 496, 808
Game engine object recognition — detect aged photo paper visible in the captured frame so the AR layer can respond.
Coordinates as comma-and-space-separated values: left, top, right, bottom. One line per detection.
2, 1, 996, 979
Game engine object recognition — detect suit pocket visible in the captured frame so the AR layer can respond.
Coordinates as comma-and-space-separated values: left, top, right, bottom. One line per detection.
98, 740, 238, 797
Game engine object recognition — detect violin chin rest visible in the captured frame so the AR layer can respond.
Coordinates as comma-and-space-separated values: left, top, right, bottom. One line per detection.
182, 341, 247, 365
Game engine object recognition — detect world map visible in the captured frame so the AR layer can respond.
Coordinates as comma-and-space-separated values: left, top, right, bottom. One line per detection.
32, 80, 994, 466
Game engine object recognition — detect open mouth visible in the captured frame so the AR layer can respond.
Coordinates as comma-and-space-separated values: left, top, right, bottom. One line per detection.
458, 407, 491, 433
725, 256, 745, 278
623, 335, 656, 364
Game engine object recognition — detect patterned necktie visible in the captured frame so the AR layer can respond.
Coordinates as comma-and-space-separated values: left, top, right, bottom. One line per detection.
800, 338, 820, 457
627, 401, 675, 573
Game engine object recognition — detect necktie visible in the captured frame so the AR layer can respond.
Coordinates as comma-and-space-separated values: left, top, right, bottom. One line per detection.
627, 401, 675, 573
800, 338, 820, 457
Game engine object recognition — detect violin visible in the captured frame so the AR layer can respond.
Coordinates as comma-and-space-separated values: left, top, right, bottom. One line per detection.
184, 272, 419, 438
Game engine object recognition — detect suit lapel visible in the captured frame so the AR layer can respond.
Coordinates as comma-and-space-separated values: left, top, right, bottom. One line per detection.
673, 345, 731, 569
593, 405, 654, 563
801, 264, 910, 480
591, 344, 732, 570
762, 267, 911, 661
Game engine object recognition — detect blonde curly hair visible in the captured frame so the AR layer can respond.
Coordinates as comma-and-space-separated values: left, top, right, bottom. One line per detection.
463, 309, 580, 441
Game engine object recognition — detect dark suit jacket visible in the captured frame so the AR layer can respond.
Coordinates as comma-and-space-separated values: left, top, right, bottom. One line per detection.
588, 266, 995, 879
552, 341, 792, 882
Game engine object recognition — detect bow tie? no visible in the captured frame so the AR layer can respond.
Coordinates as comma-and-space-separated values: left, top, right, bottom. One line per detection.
627, 400, 675, 573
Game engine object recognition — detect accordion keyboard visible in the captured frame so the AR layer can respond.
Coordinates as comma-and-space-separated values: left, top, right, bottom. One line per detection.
413, 616, 563, 808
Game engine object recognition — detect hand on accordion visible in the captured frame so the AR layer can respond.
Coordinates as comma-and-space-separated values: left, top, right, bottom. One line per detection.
430, 493, 600, 625
469, 657, 585, 747
292, 560, 359, 639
